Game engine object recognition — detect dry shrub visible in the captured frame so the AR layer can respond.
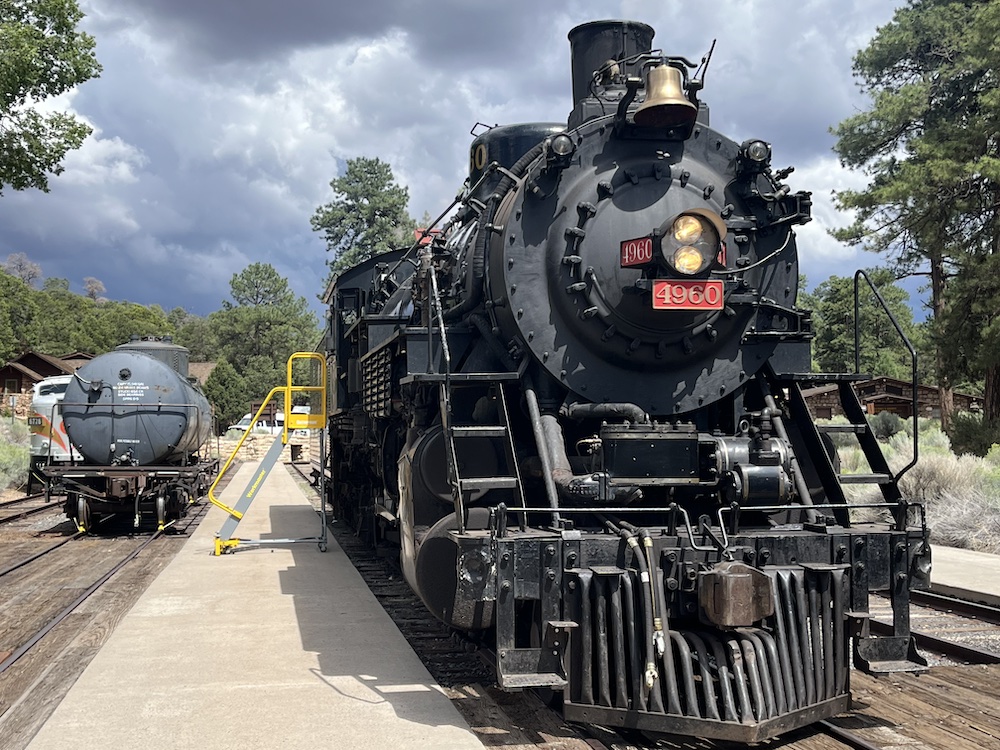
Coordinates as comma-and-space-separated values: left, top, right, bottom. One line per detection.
924, 489, 1000, 554
894, 452, 985, 506
0, 419, 30, 490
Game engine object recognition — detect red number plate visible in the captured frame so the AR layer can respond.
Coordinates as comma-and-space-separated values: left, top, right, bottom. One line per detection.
652, 280, 724, 310
620, 237, 653, 267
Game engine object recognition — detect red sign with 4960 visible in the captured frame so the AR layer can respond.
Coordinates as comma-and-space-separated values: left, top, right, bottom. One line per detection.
652, 280, 724, 310
620, 237, 653, 267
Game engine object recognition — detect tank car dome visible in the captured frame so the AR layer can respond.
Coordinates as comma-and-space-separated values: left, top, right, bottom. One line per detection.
116, 336, 191, 378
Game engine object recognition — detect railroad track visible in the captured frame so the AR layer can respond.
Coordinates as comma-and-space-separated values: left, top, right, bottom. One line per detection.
0, 499, 210, 676
0, 495, 217, 750
286, 460, 882, 750
0, 492, 62, 526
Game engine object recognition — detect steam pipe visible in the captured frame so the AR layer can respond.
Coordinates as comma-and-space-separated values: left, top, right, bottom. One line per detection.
524, 384, 561, 527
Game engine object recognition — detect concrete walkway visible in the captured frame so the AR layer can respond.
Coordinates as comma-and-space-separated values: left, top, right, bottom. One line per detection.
28, 461, 484, 750
932, 545, 1000, 607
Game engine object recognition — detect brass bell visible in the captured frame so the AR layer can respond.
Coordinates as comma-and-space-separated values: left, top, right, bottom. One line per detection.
633, 64, 698, 129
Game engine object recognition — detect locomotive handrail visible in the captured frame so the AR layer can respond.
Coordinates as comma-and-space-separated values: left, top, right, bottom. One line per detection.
477, 500, 924, 513
425, 250, 466, 530
853, 270, 919, 481
478, 500, 925, 520
383, 162, 501, 284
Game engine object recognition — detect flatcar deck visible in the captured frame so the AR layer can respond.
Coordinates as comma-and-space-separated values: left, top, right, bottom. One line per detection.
24, 462, 482, 750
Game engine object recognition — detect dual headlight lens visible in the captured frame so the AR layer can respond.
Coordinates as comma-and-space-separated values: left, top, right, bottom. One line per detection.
666, 213, 720, 275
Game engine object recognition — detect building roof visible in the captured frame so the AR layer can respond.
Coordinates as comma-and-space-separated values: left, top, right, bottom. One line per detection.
22, 351, 76, 375
188, 361, 217, 385
5, 361, 44, 381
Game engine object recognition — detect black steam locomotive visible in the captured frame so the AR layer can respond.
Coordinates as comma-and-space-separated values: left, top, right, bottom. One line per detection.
323, 20, 930, 742
37, 337, 215, 532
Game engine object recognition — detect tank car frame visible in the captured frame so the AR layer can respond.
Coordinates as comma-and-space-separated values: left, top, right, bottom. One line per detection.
321, 20, 931, 742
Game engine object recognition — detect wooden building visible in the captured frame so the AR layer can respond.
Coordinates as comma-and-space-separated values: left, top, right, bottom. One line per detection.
0, 351, 83, 395
802, 376, 981, 420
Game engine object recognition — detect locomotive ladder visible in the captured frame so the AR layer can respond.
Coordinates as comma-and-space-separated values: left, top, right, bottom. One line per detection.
423, 255, 525, 532
441, 379, 526, 533
773, 270, 926, 674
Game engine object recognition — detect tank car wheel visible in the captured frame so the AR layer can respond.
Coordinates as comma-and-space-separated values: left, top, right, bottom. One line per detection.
156, 491, 166, 529
77, 496, 92, 533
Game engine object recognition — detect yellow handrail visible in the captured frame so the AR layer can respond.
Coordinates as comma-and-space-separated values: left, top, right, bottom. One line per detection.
206, 352, 327, 519
207, 386, 285, 518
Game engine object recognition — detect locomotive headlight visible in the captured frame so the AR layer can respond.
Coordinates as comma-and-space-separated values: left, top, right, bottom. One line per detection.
672, 215, 703, 243
546, 132, 576, 167
661, 210, 725, 276
737, 138, 772, 177
673, 246, 707, 275
745, 139, 771, 163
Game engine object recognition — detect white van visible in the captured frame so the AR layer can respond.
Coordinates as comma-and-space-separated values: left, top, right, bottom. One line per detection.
227, 412, 284, 435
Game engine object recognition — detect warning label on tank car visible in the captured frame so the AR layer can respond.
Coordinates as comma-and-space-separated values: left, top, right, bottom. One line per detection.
116, 381, 149, 402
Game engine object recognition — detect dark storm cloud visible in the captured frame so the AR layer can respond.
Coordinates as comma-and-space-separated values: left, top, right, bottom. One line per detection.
0, 0, 904, 324
104, 0, 555, 69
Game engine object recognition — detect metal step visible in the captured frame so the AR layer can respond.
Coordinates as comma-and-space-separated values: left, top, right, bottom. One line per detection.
817, 423, 867, 433
863, 659, 930, 674
452, 425, 508, 438
838, 473, 893, 485
499, 672, 568, 689
459, 477, 519, 491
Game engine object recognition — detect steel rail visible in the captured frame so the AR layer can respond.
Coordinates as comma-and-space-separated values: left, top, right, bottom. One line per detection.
0, 524, 172, 675
0, 492, 45, 509
0, 531, 84, 579
0, 499, 62, 525
912, 589, 1000, 625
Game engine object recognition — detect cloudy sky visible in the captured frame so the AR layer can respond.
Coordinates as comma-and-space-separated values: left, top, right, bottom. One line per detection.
0, 0, 902, 318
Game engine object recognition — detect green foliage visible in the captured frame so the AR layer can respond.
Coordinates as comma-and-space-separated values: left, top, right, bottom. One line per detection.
936, 252, 1000, 392
0, 0, 102, 193
202, 358, 246, 435
808, 269, 919, 378
0, 258, 181, 359
172, 312, 219, 362
31, 283, 175, 355
948, 411, 1000, 457
214, 263, 319, 399
832, 0, 1000, 420
0, 418, 29, 489
311, 156, 415, 279
0, 271, 39, 360
240, 354, 283, 404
